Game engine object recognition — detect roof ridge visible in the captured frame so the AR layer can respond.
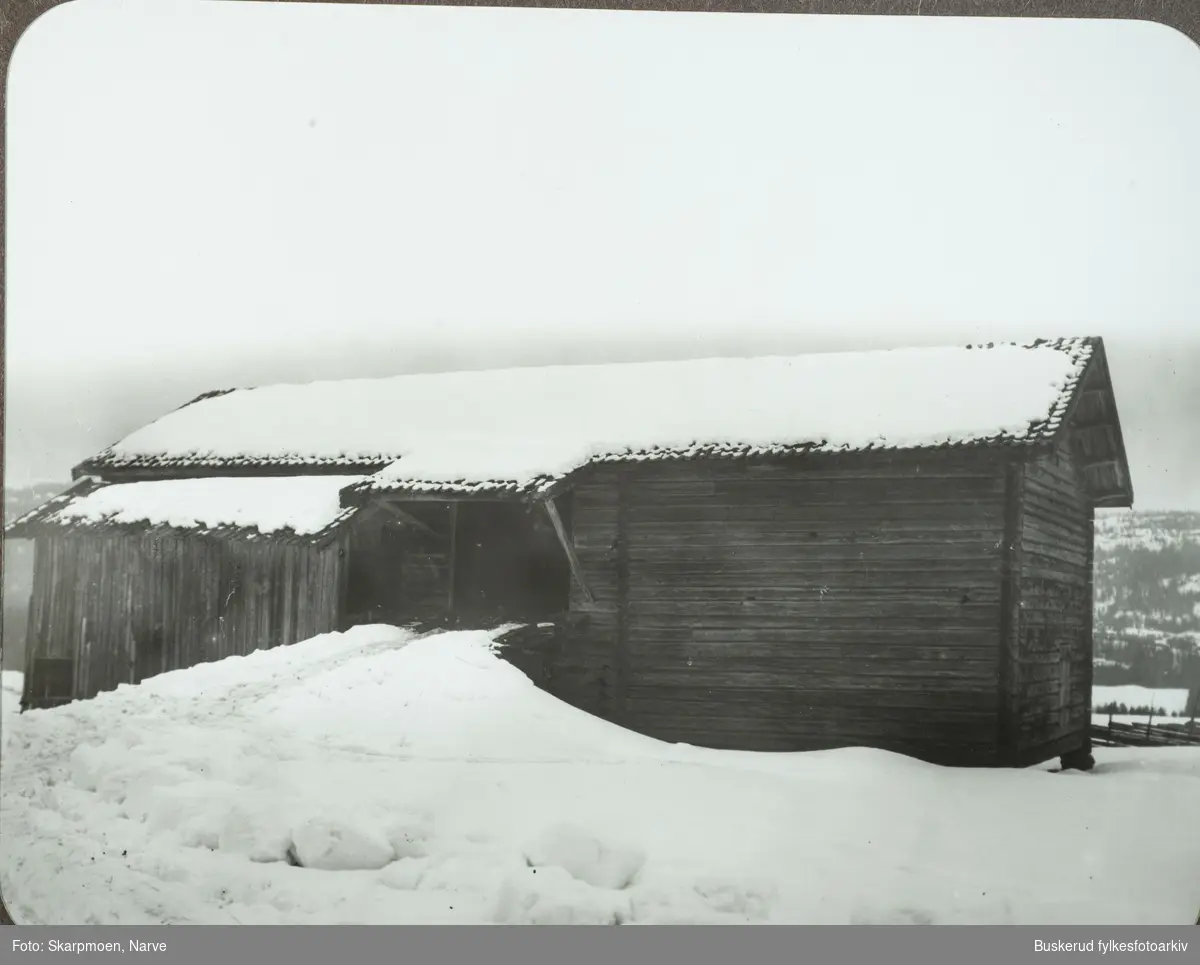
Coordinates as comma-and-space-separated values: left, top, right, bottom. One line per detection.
166, 337, 1102, 398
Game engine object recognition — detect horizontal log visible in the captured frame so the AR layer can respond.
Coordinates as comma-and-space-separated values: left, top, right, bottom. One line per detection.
628, 667, 998, 690
624, 499, 1005, 522
626, 544, 1005, 564
1021, 509, 1090, 544
622, 701, 997, 731
623, 598, 1003, 617
1021, 566, 1088, 588
1023, 454, 1088, 490
1021, 480, 1090, 518
621, 460, 1004, 484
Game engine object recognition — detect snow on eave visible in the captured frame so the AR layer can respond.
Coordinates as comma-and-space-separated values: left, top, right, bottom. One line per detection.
7, 477, 365, 546
4, 478, 103, 540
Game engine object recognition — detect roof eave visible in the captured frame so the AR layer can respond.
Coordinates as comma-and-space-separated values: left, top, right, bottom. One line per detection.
8, 513, 357, 547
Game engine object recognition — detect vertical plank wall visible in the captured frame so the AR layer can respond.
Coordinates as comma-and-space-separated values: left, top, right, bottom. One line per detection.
1013, 438, 1095, 764
567, 453, 1010, 765
23, 529, 346, 706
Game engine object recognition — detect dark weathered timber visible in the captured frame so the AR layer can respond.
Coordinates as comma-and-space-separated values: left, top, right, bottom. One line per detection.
1061, 342, 1134, 508
1074, 498, 1098, 768
1014, 437, 1094, 766
997, 458, 1023, 766
557, 454, 1009, 765
341, 503, 453, 627
447, 503, 459, 614
615, 469, 631, 724
543, 497, 594, 605
21, 530, 344, 708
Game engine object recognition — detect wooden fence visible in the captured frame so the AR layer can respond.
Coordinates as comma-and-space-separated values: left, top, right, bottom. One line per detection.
1090, 684, 1200, 748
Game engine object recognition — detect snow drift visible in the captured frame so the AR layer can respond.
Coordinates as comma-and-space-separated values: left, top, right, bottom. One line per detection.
2, 625, 1198, 925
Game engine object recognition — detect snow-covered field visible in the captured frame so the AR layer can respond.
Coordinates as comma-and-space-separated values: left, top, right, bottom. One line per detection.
1092, 685, 1192, 716
2, 627, 1198, 926
1091, 714, 1196, 728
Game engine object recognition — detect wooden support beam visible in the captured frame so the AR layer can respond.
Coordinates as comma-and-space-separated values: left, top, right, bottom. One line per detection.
542, 498, 595, 606
378, 501, 444, 540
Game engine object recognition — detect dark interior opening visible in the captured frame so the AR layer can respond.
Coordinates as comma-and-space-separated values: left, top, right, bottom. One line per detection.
453, 498, 573, 626
25, 657, 74, 710
344, 517, 411, 625
341, 496, 575, 631
135, 625, 166, 682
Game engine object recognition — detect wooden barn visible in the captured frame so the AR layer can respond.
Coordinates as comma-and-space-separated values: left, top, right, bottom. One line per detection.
6, 336, 1133, 769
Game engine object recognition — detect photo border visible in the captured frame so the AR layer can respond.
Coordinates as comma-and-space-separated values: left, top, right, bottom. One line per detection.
1, 0, 1197, 939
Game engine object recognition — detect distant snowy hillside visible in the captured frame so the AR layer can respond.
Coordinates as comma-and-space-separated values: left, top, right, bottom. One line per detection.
1094, 509, 1200, 688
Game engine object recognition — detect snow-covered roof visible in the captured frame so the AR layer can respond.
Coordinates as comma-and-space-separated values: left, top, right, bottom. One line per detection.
76, 338, 1099, 499
348, 439, 596, 501
6, 476, 363, 543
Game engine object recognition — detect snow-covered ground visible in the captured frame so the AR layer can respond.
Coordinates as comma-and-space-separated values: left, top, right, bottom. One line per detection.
1, 671, 22, 747
2, 627, 1198, 926
1092, 685, 1192, 716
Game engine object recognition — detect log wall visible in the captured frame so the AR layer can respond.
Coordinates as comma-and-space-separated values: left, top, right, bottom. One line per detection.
566, 452, 1011, 765
22, 529, 346, 708
1011, 438, 1095, 764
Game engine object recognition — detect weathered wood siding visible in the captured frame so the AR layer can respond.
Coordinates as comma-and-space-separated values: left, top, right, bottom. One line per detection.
566, 453, 1010, 765
556, 466, 627, 719
1012, 438, 1094, 764
22, 530, 346, 708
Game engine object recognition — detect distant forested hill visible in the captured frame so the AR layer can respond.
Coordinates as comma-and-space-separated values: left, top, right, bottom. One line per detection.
1094, 510, 1200, 689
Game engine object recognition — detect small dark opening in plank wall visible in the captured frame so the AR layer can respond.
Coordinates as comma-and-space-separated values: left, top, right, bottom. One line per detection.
24, 657, 74, 710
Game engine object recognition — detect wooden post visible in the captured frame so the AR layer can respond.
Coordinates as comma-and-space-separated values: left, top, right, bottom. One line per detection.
542, 498, 594, 606
447, 503, 459, 618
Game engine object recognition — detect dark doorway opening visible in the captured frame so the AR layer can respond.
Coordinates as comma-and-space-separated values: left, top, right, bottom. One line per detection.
453, 498, 573, 626
25, 657, 74, 710
344, 517, 412, 626
135, 625, 166, 682
341, 497, 575, 631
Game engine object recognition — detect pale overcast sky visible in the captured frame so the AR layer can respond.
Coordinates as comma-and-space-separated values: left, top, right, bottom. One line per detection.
5, 0, 1200, 509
